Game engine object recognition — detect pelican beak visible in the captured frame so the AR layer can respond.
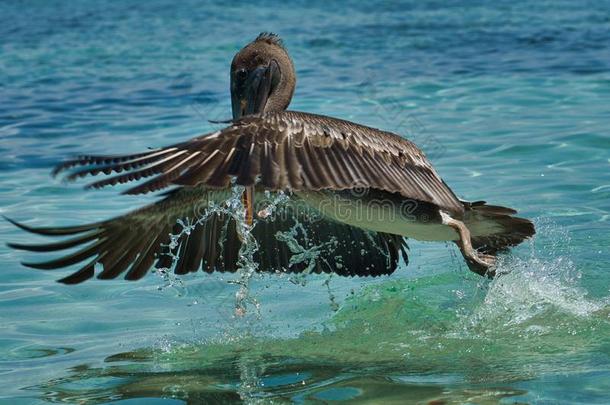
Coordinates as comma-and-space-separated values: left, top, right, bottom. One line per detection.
232, 60, 280, 120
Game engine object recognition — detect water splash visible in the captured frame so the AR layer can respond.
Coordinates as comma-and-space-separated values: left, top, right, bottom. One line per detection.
155, 187, 328, 321
465, 219, 605, 331
225, 186, 261, 318
148, 185, 261, 317
275, 223, 339, 287
230, 189, 298, 318
476, 256, 600, 324
323, 276, 340, 312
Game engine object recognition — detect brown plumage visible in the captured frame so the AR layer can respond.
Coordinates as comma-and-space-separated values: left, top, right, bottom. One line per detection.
6, 187, 408, 284
6, 32, 534, 284
53, 111, 465, 217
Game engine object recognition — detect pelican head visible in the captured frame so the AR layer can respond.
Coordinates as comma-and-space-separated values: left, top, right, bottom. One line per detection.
230, 32, 296, 120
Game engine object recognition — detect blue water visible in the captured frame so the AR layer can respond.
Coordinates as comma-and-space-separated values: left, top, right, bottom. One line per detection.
1, 0, 610, 403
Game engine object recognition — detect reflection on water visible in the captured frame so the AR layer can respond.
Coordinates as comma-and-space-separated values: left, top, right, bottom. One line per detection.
32, 355, 531, 404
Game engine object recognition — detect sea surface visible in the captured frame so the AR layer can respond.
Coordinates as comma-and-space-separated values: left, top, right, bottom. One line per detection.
1, 0, 610, 403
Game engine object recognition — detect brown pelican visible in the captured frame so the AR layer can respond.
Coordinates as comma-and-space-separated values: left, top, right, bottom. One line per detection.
6, 33, 534, 284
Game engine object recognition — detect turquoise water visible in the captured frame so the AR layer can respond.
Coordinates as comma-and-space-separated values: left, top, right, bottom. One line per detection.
1, 0, 610, 403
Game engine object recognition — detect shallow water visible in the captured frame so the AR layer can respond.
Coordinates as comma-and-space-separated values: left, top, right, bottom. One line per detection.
1, 0, 610, 403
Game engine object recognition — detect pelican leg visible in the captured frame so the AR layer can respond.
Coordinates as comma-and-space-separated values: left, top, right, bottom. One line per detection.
241, 186, 254, 226
440, 211, 496, 277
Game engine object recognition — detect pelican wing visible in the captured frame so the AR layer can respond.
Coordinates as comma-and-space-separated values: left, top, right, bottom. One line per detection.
6, 187, 408, 284
55, 111, 464, 216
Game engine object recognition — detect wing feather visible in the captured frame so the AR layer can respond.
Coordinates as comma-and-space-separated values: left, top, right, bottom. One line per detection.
53, 111, 464, 216
6, 187, 408, 283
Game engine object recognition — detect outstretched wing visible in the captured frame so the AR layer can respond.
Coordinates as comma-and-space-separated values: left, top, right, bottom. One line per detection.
6, 187, 408, 284
54, 111, 464, 216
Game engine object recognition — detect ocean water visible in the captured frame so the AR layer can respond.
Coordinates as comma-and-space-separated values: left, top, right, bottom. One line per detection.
1, 0, 609, 403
